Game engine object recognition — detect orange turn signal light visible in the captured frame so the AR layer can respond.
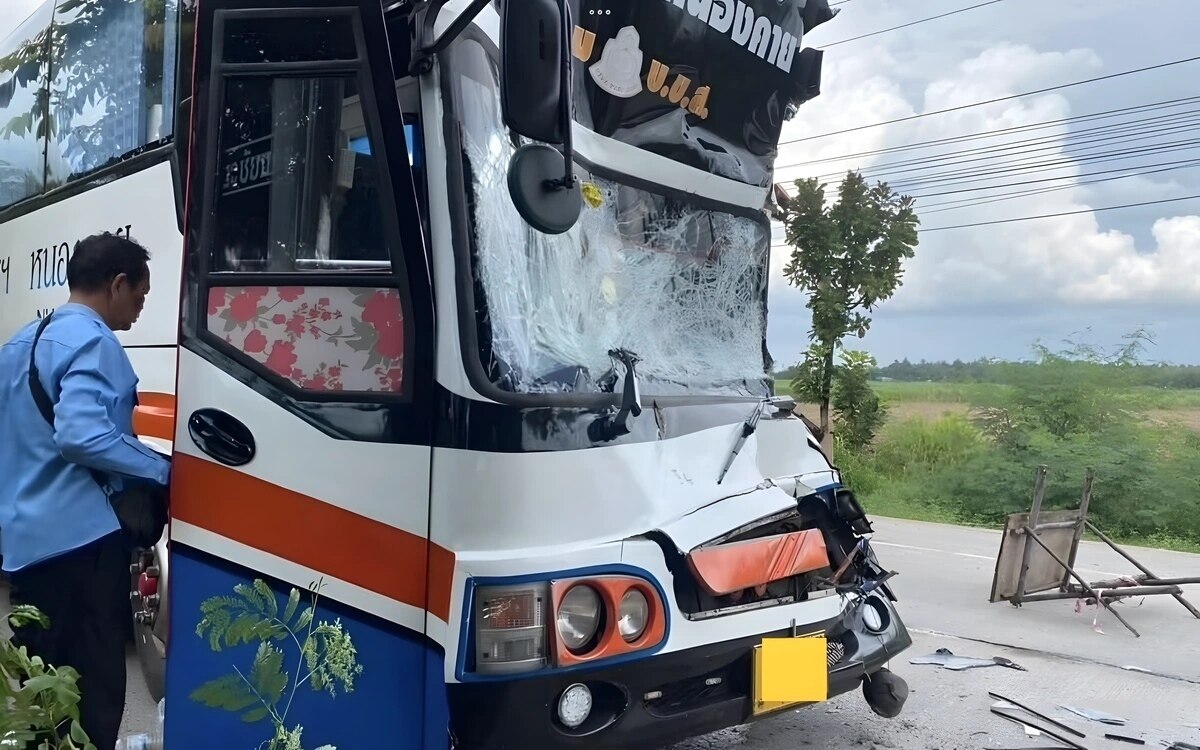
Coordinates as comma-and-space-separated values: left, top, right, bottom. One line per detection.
550, 576, 666, 667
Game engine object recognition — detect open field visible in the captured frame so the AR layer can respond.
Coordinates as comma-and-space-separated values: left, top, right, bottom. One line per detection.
783, 379, 1200, 554
872, 382, 1200, 432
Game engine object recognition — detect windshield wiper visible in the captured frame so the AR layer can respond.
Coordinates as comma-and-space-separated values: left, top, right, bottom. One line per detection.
588, 348, 642, 442
717, 401, 764, 484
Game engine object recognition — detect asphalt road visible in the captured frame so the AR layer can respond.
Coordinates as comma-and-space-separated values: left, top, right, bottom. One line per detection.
670, 517, 1200, 750
6, 517, 1199, 748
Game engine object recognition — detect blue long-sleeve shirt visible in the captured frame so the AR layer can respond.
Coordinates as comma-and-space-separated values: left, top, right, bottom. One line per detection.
0, 303, 171, 572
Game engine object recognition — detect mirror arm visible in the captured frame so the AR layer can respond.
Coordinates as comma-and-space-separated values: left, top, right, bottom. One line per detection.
409, 0, 491, 75
546, 0, 576, 191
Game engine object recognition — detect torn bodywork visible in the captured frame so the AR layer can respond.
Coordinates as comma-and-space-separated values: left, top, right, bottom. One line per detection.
656, 487, 897, 620
640, 475, 912, 727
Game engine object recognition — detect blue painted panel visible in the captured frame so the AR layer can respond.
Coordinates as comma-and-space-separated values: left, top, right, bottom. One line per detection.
164, 545, 448, 749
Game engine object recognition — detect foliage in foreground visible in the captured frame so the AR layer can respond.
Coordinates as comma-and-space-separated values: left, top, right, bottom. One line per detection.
1, 607, 96, 750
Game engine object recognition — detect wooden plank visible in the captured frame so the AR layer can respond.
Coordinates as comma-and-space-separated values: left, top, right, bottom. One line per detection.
1013, 466, 1047, 605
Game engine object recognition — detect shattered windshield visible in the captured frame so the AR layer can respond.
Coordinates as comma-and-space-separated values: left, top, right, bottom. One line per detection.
447, 39, 771, 398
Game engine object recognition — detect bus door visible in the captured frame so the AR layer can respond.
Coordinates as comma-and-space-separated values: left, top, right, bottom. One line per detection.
164, 2, 444, 748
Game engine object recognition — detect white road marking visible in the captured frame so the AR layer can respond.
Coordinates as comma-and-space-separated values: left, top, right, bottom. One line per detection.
872, 540, 993, 561
872, 540, 1123, 578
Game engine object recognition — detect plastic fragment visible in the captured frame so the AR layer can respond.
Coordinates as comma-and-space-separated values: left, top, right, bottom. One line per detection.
1060, 704, 1127, 725
909, 648, 1024, 671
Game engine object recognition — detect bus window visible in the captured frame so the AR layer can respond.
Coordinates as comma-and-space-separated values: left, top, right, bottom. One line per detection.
222, 16, 356, 64
0, 3, 52, 209
45, 0, 180, 184
211, 75, 391, 273
203, 12, 412, 396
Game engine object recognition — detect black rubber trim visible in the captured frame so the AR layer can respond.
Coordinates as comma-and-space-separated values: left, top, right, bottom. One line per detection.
0, 147, 174, 226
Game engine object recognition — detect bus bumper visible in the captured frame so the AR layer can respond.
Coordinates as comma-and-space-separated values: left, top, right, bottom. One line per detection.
447, 597, 912, 749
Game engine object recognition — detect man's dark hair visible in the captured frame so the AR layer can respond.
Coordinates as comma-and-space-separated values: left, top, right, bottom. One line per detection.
67, 232, 151, 292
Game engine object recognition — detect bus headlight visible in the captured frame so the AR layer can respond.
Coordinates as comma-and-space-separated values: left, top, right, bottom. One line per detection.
475, 584, 548, 674
556, 585, 602, 651
618, 589, 649, 642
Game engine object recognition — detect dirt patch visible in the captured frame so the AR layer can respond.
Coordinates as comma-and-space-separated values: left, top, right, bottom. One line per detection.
789, 401, 970, 425
887, 401, 970, 423
1143, 408, 1200, 432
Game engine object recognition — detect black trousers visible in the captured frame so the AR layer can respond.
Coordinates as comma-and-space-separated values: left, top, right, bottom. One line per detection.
9, 531, 129, 750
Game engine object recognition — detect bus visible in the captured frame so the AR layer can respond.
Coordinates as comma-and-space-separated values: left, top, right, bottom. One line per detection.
0, 1, 913, 747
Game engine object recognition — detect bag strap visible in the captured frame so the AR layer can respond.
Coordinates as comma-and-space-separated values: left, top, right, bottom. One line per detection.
28, 313, 58, 427
28, 311, 112, 495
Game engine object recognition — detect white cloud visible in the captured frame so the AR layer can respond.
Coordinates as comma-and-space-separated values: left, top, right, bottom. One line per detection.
1063, 216, 1200, 302
767, 40, 1200, 319
0, 0, 44, 41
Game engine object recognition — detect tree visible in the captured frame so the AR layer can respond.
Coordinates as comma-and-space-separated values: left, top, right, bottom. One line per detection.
790, 347, 888, 451
0, 0, 175, 179
832, 349, 888, 451
779, 170, 919, 440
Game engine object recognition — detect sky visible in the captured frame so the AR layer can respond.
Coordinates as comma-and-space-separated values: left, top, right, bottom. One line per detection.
4, 0, 1199, 367
766, 0, 1200, 368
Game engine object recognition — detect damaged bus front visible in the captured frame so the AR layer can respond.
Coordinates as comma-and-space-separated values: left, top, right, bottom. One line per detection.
427, 0, 913, 746
152, 0, 911, 747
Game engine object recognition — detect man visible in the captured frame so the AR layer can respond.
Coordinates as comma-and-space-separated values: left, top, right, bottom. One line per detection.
0, 232, 171, 750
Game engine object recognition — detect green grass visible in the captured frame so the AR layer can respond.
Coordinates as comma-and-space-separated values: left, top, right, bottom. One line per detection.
870, 381, 1011, 404
840, 410, 1200, 556
868, 380, 1200, 411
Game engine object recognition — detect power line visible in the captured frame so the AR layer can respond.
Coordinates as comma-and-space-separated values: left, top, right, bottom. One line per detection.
778, 56, 1200, 145
777, 96, 1200, 169
807, 110, 1200, 181
809, 114, 1200, 183
817, 0, 1005, 47
893, 139, 1200, 193
912, 158, 1200, 205
776, 140, 1200, 200
918, 194, 1200, 232
917, 161, 1200, 213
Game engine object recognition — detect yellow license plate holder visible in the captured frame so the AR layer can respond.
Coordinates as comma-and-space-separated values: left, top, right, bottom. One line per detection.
751, 634, 828, 716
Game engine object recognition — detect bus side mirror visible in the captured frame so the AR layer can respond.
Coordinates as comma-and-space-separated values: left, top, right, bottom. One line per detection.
499, 0, 582, 235
499, 0, 564, 144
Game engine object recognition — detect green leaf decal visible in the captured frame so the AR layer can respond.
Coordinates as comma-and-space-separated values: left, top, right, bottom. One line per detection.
249, 642, 289, 707
190, 674, 259, 713
282, 587, 301, 626
190, 577, 360, 749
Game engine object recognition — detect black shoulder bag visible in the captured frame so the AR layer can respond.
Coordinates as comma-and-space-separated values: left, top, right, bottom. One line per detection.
28, 312, 168, 550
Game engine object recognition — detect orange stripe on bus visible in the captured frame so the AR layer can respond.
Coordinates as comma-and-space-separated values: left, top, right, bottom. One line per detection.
134, 392, 176, 442
171, 453, 456, 622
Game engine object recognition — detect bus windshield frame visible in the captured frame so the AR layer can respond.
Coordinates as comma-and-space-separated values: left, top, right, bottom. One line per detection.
438, 33, 774, 407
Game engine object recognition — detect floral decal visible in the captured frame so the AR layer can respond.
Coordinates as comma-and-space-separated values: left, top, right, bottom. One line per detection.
208, 286, 405, 393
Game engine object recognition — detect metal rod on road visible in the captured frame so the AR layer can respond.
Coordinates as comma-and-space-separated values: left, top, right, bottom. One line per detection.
1023, 528, 1141, 637
1020, 585, 1182, 603
1085, 519, 1200, 620
1014, 465, 1047, 606
1029, 520, 1081, 531
1064, 468, 1094, 587
987, 691, 1086, 738
989, 708, 1088, 750
1136, 577, 1200, 587
1088, 574, 1200, 588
